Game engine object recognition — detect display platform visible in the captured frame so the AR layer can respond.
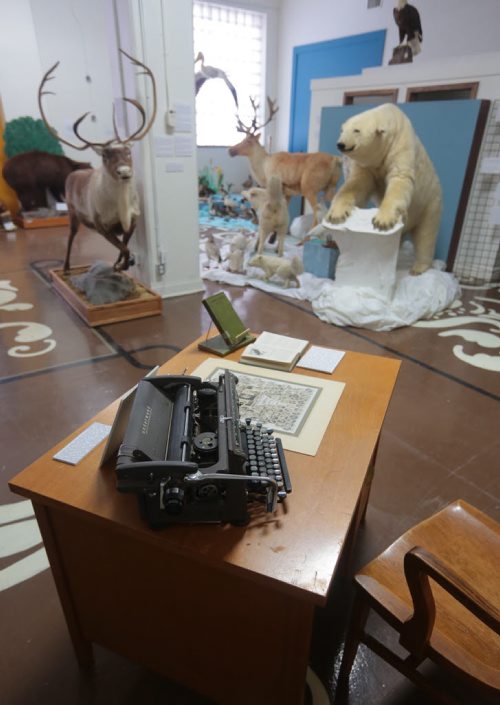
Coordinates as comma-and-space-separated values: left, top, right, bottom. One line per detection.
50, 266, 163, 327
14, 213, 69, 229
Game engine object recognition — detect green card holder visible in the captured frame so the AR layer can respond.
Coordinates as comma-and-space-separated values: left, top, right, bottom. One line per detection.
198, 292, 255, 357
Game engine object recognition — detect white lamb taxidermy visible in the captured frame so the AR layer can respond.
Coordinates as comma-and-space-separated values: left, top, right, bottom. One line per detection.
224, 233, 249, 273
229, 233, 249, 253
249, 253, 303, 288
227, 249, 246, 273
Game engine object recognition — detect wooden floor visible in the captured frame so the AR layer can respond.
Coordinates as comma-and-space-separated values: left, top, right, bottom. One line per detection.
1, 224, 499, 705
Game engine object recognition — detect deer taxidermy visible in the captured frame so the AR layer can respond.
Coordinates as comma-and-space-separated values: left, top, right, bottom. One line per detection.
38, 49, 157, 273
229, 97, 342, 229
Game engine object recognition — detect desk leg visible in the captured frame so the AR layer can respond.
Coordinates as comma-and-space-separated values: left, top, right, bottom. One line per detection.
339, 439, 379, 578
358, 438, 379, 525
33, 504, 94, 669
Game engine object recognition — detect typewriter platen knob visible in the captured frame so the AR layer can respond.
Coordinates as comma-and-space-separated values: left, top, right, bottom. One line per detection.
163, 486, 185, 515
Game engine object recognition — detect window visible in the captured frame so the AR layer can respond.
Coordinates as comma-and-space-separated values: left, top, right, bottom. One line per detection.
344, 89, 398, 106
193, 2, 266, 146
406, 83, 479, 102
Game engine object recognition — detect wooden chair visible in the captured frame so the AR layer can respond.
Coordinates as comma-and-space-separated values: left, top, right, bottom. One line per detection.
337, 500, 500, 704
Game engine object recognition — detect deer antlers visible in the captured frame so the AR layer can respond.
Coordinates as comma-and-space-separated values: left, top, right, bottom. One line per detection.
236, 96, 279, 136
38, 49, 157, 152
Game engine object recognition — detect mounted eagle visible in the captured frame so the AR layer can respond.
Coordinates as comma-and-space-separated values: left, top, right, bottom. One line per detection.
393, 0, 423, 56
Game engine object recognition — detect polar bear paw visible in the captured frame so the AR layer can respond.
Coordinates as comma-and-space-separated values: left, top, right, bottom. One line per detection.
372, 208, 401, 231
410, 261, 431, 275
325, 202, 353, 224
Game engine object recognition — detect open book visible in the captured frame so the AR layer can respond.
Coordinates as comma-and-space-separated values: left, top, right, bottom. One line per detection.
240, 332, 309, 372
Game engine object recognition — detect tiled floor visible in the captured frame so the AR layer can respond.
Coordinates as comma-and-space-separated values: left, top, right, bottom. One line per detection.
1, 225, 499, 705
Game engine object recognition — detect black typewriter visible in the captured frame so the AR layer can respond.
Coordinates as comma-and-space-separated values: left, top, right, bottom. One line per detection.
116, 370, 291, 528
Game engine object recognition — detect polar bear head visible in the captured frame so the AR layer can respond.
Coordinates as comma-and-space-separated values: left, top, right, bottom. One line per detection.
336, 104, 409, 166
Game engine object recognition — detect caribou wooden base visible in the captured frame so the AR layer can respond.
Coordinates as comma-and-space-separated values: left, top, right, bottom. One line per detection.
50, 266, 163, 327
14, 213, 69, 229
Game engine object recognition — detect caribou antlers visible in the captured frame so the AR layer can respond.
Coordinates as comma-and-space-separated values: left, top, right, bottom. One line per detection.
37, 50, 157, 274
235, 96, 279, 136
38, 49, 157, 153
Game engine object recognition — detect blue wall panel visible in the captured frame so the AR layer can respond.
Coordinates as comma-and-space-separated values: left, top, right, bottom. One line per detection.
289, 30, 386, 153
319, 101, 483, 262
287, 30, 385, 221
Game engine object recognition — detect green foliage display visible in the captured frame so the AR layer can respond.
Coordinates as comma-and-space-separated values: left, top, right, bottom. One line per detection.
3, 117, 64, 158
198, 164, 224, 196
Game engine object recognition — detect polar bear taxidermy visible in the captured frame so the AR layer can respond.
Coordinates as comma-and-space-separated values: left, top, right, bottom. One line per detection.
326, 103, 442, 275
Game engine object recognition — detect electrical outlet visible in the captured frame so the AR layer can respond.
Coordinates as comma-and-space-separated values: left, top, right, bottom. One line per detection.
156, 251, 166, 277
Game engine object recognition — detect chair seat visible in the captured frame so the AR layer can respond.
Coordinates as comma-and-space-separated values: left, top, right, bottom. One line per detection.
356, 500, 500, 691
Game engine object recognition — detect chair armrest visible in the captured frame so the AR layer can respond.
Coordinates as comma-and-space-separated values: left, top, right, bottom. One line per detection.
400, 546, 500, 658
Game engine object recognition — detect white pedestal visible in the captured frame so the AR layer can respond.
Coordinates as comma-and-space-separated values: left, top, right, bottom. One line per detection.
323, 208, 404, 298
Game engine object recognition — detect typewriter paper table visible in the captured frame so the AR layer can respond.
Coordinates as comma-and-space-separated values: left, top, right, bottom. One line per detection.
9, 336, 400, 705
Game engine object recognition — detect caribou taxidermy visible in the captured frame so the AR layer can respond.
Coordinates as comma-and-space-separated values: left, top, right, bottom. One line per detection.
229, 97, 342, 229
38, 49, 157, 273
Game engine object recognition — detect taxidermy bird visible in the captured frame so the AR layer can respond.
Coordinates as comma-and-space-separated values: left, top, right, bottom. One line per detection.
394, 0, 423, 56
194, 52, 238, 107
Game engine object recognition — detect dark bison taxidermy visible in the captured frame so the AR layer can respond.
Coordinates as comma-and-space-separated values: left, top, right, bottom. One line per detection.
2, 150, 91, 211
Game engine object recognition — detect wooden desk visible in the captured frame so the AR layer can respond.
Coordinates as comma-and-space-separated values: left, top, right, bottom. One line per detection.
9, 337, 400, 705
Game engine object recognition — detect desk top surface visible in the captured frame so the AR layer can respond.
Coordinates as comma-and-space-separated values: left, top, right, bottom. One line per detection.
9, 336, 400, 604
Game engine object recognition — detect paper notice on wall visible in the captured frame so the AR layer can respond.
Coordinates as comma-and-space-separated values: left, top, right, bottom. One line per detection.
165, 162, 184, 173
174, 135, 193, 158
154, 135, 175, 158
174, 102, 192, 132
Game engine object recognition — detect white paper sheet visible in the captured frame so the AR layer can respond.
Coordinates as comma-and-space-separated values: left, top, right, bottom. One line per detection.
296, 346, 345, 374
53, 422, 111, 466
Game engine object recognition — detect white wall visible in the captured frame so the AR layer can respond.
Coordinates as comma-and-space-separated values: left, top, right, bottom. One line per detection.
116, 0, 202, 297
0, 0, 42, 122
0, 0, 116, 168
275, 0, 500, 150
198, 147, 254, 193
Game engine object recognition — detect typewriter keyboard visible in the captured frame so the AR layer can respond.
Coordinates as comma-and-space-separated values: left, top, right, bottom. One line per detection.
240, 419, 292, 501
